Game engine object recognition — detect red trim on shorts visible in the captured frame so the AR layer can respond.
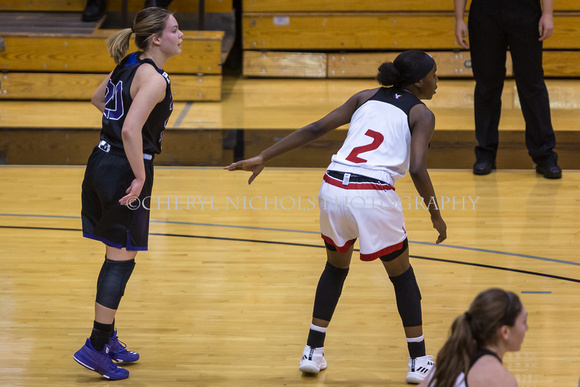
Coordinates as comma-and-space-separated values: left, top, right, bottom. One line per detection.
323, 174, 395, 191
359, 241, 405, 262
321, 234, 356, 253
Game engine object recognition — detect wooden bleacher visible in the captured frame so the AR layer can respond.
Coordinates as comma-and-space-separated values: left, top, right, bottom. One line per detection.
0, 0, 234, 101
237, 0, 580, 171
242, 0, 580, 79
0, 0, 579, 169
0, 0, 236, 166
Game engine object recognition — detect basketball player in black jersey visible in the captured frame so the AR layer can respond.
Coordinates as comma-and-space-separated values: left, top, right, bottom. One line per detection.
73, 7, 182, 380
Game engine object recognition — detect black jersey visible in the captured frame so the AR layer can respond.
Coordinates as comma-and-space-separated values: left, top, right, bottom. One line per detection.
100, 52, 173, 155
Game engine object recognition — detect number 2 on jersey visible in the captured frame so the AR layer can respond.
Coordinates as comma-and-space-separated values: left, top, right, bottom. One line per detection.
345, 129, 384, 163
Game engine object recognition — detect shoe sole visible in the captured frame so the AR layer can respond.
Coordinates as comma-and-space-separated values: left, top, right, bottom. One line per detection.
405, 374, 424, 384
73, 355, 128, 380
535, 166, 562, 179
73, 355, 97, 372
299, 361, 327, 374
111, 356, 139, 363
536, 169, 562, 179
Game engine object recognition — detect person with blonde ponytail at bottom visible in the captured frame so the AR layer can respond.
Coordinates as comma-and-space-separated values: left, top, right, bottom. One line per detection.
73, 7, 183, 380
419, 288, 528, 387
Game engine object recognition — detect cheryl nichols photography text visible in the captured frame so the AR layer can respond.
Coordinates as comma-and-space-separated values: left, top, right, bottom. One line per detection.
127, 195, 480, 211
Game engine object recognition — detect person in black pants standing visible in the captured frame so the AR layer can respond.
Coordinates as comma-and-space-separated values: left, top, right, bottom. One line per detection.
454, 0, 562, 179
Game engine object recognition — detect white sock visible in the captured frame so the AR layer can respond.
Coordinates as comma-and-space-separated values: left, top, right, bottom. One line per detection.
310, 323, 328, 333
406, 334, 424, 343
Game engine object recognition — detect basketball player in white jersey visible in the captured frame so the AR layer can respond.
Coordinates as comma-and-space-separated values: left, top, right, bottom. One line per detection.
226, 50, 446, 384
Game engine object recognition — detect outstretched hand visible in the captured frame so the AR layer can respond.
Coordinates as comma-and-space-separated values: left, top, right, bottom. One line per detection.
224, 155, 265, 185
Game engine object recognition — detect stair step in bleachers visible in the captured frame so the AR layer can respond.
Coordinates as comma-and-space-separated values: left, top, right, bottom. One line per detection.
0, 0, 231, 13
242, 0, 580, 79
244, 50, 580, 79
0, 0, 234, 101
244, 51, 513, 78
243, 0, 580, 12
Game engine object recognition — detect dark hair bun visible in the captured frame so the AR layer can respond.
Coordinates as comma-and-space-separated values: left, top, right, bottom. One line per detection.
377, 62, 400, 87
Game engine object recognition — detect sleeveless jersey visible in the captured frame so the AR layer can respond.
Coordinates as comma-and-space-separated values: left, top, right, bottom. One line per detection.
327, 87, 424, 185
423, 348, 502, 387
99, 52, 173, 155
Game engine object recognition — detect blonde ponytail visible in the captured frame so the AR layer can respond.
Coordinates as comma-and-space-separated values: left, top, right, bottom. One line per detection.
106, 28, 133, 64
105, 7, 172, 64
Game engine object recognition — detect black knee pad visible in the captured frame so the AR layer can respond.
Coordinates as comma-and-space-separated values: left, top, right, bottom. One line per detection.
96, 257, 136, 310
379, 238, 408, 262
389, 265, 422, 327
324, 238, 356, 252
312, 262, 349, 321
324, 241, 337, 252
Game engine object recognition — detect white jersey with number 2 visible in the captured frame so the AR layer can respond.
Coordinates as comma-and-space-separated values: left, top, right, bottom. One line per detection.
327, 87, 424, 186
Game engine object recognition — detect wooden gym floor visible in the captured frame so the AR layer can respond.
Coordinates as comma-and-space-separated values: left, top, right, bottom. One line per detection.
0, 76, 579, 386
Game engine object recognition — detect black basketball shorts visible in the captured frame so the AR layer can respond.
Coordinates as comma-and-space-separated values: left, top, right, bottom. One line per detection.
81, 146, 154, 251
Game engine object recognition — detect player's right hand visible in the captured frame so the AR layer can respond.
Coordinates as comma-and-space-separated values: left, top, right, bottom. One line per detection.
120, 178, 144, 206
224, 155, 265, 185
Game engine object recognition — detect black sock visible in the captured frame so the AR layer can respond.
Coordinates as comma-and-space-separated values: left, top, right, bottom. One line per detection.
307, 329, 326, 348
90, 321, 113, 351
407, 339, 426, 359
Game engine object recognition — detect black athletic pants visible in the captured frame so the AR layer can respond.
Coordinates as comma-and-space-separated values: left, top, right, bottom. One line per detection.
468, 0, 557, 166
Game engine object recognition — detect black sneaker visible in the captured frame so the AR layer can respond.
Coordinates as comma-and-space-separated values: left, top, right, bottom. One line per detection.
536, 163, 562, 179
473, 160, 495, 175
81, 0, 106, 22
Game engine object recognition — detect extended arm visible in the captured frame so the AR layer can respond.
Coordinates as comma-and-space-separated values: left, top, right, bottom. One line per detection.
225, 89, 376, 184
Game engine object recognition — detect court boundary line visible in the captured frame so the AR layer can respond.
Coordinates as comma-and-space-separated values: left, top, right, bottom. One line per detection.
1, 224, 579, 284
1, 213, 578, 267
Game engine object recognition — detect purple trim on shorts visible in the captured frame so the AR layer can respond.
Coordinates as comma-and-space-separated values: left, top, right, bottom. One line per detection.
126, 231, 148, 251
82, 232, 148, 251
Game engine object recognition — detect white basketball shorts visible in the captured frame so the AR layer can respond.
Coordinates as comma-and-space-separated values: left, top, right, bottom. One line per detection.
318, 171, 407, 261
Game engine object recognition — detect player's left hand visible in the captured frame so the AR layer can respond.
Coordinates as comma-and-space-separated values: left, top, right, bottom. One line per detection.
224, 155, 265, 185
431, 215, 447, 244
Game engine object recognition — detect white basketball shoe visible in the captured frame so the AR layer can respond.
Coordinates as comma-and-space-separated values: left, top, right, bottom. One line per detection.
406, 355, 435, 384
299, 345, 327, 374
